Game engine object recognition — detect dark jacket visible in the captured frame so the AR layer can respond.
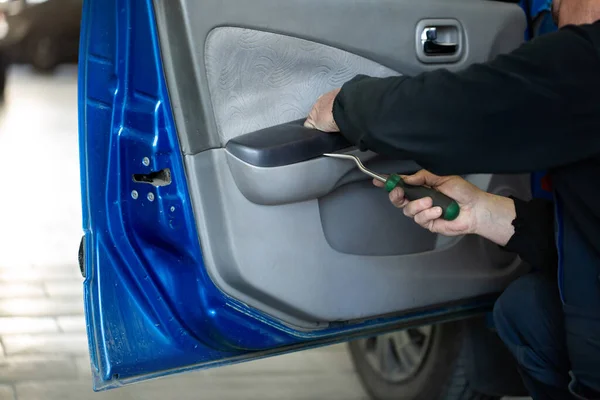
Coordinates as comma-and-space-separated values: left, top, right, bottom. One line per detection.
332, 21, 600, 271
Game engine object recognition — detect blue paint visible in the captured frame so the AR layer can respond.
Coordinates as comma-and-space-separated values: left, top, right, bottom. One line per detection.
79, 0, 507, 391
527, 0, 553, 20
520, 0, 557, 39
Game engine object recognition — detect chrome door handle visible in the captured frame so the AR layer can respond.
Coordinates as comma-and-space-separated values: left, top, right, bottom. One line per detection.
421, 27, 458, 55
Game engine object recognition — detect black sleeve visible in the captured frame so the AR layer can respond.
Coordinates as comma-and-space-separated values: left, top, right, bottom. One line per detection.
332, 22, 600, 176
503, 197, 557, 271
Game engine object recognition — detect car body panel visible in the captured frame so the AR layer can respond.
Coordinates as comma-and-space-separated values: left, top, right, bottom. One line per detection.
79, 0, 530, 390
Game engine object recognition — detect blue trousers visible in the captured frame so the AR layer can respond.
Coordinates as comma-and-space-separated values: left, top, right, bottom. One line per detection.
493, 272, 600, 399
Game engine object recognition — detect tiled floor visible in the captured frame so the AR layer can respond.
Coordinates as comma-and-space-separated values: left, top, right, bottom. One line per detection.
0, 66, 367, 400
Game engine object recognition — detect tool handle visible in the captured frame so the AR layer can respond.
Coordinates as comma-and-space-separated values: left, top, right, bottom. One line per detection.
385, 174, 460, 221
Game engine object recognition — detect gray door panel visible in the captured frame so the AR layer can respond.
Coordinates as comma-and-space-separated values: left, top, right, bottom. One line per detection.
154, 0, 525, 153
187, 150, 529, 328
154, 0, 529, 329
206, 28, 399, 146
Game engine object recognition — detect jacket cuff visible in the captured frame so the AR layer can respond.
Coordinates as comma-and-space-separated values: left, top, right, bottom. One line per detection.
501, 196, 557, 270
502, 196, 529, 254
332, 75, 370, 151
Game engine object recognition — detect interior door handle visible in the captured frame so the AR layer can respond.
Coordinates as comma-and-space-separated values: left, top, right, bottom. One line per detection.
421, 27, 458, 56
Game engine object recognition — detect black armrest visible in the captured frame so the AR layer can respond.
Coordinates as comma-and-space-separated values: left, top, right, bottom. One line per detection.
225, 119, 352, 167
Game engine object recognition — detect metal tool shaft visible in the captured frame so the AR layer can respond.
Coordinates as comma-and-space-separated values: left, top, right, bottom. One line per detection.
323, 153, 461, 221
323, 153, 387, 183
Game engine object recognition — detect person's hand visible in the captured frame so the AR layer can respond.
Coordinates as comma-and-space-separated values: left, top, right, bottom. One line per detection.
374, 170, 487, 236
304, 88, 341, 132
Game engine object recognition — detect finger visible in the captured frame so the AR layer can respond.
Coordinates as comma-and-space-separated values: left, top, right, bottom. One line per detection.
304, 119, 316, 129
304, 105, 320, 128
403, 197, 433, 217
372, 174, 389, 188
414, 207, 443, 227
327, 119, 341, 133
428, 219, 452, 235
388, 187, 407, 208
304, 111, 317, 127
373, 178, 385, 188
403, 169, 444, 188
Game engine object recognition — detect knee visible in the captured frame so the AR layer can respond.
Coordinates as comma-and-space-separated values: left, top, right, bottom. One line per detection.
494, 274, 548, 334
493, 274, 562, 348
493, 274, 570, 388
493, 289, 519, 345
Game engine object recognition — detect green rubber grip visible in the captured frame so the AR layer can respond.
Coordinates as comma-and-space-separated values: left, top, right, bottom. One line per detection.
385, 174, 460, 221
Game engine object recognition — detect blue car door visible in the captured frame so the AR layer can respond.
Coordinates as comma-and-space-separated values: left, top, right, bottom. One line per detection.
78, 0, 531, 390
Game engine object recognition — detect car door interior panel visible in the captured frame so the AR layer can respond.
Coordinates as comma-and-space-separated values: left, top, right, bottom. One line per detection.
155, 0, 525, 153
187, 149, 530, 327
224, 148, 370, 205
225, 120, 353, 168
153, 0, 529, 328
205, 28, 400, 145
79, 0, 529, 388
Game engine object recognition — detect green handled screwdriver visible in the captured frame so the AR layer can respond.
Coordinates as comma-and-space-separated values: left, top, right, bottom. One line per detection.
323, 153, 460, 221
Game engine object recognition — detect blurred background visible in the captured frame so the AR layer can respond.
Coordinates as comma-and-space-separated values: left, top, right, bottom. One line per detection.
0, 1, 372, 399
0, 1, 533, 399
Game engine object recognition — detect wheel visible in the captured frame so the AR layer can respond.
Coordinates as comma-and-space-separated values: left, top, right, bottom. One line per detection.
27, 35, 60, 73
348, 322, 500, 400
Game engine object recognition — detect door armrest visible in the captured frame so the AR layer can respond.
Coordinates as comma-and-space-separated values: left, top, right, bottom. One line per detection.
225, 119, 352, 167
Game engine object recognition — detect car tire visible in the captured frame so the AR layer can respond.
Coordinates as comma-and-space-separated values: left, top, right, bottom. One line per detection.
27, 35, 60, 73
348, 322, 500, 400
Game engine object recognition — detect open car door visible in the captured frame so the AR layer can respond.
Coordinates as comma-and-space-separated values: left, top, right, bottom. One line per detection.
78, 0, 530, 390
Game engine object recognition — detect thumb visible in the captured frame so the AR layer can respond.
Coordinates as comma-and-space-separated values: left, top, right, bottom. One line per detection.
403, 169, 444, 187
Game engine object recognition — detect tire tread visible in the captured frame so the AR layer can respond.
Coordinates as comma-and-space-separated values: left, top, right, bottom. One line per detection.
441, 351, 499, 400
348, 322, 501, 400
